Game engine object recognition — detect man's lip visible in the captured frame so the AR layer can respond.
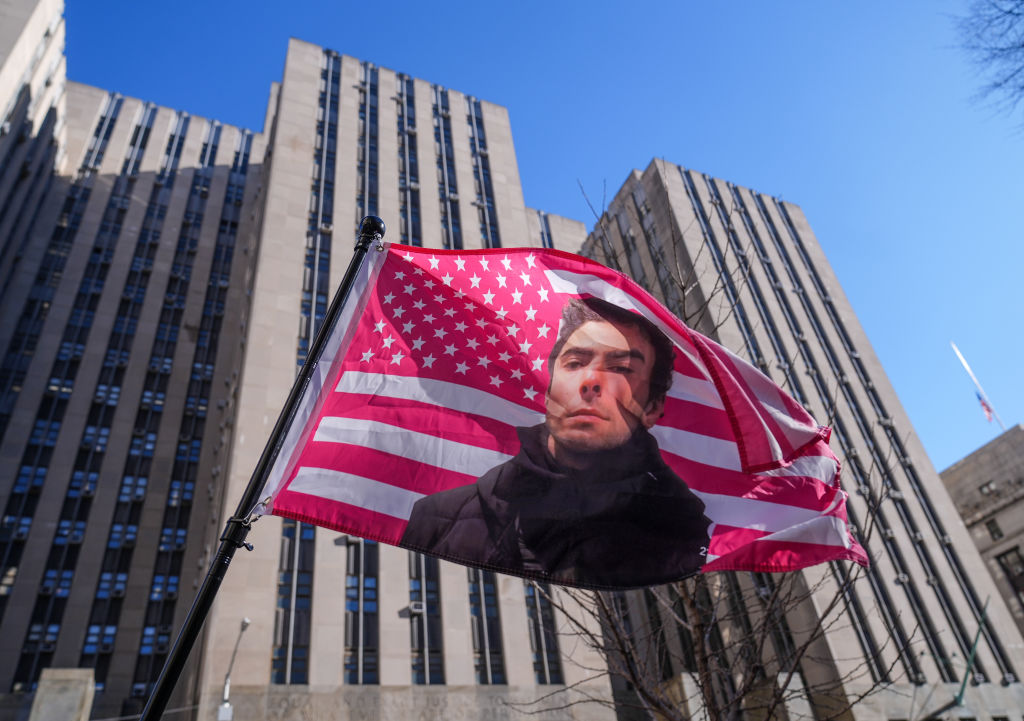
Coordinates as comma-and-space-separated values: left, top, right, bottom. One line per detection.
566, 408, 607, 420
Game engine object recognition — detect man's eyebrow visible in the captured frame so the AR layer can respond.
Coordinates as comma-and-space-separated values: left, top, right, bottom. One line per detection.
559, 346, 595, 360
559, 347, 646, 364
606, 348, 646, 363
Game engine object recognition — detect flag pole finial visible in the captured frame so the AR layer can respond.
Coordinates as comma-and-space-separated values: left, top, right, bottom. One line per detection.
359, 215, 386, 246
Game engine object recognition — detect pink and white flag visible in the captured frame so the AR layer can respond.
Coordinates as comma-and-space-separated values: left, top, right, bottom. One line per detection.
256, 244, 867, 588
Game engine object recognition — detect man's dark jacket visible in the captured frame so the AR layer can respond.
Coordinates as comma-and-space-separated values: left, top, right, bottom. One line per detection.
400, 424, 711, 588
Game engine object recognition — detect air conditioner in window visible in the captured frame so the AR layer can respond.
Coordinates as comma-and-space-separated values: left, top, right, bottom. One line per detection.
409, 601, 425, 614
39, 642, 56, 653
111, 588, 126, 598
99, 642, 114, 654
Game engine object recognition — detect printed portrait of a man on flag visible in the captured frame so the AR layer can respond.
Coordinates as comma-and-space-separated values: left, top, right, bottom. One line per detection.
400, 296, 711, 587
257, 244, 867, 590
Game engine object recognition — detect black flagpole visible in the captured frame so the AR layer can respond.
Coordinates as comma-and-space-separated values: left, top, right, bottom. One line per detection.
139, 216, 386, 721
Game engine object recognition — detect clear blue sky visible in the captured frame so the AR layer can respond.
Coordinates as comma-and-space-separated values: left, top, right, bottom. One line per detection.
65, 1, 1022, 472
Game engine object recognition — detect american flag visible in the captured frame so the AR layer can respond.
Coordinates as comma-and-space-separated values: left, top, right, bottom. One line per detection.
977, 391, 995, 423
257, 244, 867, 581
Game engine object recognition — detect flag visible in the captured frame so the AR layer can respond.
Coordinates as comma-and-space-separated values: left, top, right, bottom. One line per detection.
977, 392, 994, 423
256, 244, 867, 588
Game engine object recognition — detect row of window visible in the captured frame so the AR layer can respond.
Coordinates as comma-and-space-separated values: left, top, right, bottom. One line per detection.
11, 100, 157, 691
0, 93, 120, 612
273, 50, 340, 683
130, 123, 250, 699
274, 535, 562, 687
78, 110, 193, 693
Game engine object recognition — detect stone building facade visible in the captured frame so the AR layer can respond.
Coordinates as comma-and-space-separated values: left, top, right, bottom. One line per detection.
941, 425, 1024, 640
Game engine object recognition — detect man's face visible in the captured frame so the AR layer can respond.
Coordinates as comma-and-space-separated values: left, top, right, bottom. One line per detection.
545, 319, 664, 467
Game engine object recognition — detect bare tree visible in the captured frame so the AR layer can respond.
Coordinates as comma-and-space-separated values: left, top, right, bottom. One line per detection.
959, 0, 1024, 118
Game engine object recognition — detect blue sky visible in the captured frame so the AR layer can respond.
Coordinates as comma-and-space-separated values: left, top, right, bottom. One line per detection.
65, 1, 1023, 472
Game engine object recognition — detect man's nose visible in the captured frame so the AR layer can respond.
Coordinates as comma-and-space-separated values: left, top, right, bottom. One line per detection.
579, 368, 602, 400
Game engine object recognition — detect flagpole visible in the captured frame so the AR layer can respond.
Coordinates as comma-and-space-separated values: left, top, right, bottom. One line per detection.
139, 216, 386, 721
951, 341, 1006, 431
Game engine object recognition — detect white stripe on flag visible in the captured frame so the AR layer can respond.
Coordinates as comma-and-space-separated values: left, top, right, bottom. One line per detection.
694, 491, 847, 545
754, 515, 852, 548
336, 371, 543, 428
315, 416, 514, 477
667, 372, 725, 410
288, 466, 425, 520
651, 425, 742, 471
761, 454, 838, 482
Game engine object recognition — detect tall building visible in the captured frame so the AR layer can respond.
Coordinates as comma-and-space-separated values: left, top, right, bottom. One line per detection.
0, 14, 594, 719
941, 425, 1024, 640
581, 159, 1024, 719
0, 75, 264, 721
190, 37, 595, 721
0, 0, 66, 311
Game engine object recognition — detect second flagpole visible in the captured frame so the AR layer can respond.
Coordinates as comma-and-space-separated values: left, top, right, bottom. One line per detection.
139, 216, 386, 721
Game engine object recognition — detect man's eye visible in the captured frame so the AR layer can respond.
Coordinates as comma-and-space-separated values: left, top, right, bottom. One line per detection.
609, 365, 633, 374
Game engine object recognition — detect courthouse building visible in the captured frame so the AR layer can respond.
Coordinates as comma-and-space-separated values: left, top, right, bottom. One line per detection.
1, 1, 1023, 719
940, 425, 1024, 640
580, 160, 1024, 719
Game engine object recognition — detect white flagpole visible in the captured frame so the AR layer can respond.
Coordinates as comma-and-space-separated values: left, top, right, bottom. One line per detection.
951, 341, 1006, 431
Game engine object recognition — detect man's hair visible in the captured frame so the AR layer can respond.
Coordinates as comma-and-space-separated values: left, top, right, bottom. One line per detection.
547, 297, 675, 405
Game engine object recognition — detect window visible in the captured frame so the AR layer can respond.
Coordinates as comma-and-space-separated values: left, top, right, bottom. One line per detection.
468, 568, 505, 684
986, 518, 1004, 541
344, 539, 379, 684
271, 520, 315, 684
524, 582, 563, 684
409, 553, 443, 684
996, 548, 1024, 595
